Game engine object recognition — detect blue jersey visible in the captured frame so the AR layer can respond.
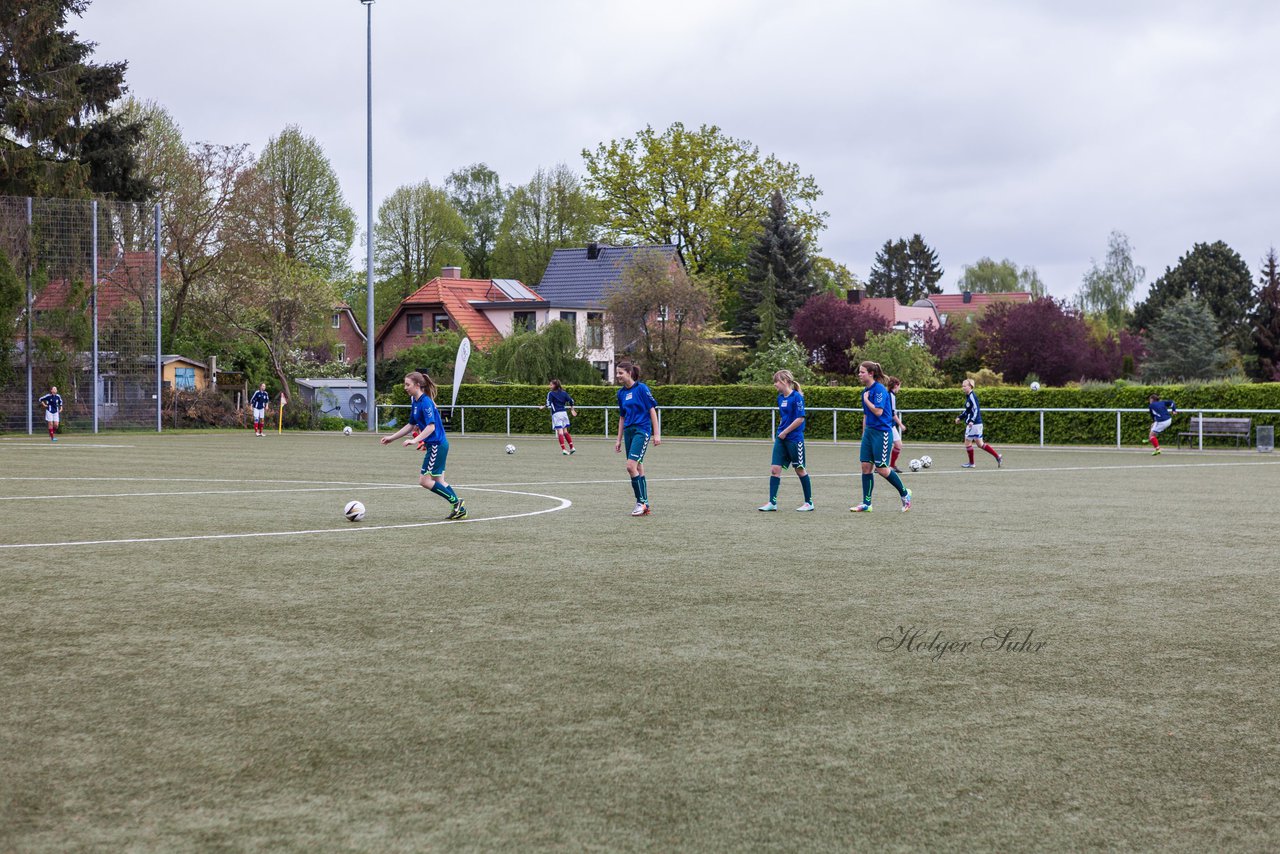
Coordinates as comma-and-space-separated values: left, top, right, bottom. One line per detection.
409, 393, 446, 444
250, 390, 271, 409
1148, 399, 1176, 422
617, 382, 658, 432
863, 381, 894, 432
39, 393, 63, 414
546, 389, 575, 413
777, 390, 806, 440
961, 390, 983, 425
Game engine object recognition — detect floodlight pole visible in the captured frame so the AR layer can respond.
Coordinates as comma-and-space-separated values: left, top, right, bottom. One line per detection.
362, 0, 376, 431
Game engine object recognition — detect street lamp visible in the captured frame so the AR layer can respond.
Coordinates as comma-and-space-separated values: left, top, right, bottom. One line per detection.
361, 0, 376, 431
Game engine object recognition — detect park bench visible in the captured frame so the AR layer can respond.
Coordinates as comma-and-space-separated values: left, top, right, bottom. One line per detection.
1176, 415, 1252, 448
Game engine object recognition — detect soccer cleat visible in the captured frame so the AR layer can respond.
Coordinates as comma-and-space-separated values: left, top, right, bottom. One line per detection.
631, 502, 647, 516
1152, 449, 1162, 456
901, 489, 912, 512
758, 502, 778, 511
447, 501, 467, 520
569, 447, 576, 455
51, 437, 57, 442
562, 449, 570, 455
795, 502, 815, 512
850, 502, 873, 513
961, 463, 975, 468
996, 454, 1003, 468
641, 503, 652, 516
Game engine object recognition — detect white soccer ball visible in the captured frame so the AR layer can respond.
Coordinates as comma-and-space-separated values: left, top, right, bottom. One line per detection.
343, 425, 353, 436
1030, 381, 1041, 391
920, 455, 933, 468
505, 444, 517, 454
343, 500, 365, 522
909, 459, 923, 472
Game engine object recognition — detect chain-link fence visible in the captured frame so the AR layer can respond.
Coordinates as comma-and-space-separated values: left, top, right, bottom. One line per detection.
0, 196, 161, 433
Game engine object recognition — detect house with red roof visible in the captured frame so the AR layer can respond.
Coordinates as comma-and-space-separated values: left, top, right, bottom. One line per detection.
31, 250, 156, 322
328, 302, 366, 363
845, 289, 941, 333
913, 291, 1034, 325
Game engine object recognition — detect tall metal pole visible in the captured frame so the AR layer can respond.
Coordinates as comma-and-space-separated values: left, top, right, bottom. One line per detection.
363, 0, 376, 431
91, 200, 99, 434
25, 198, 33, 435
155, 204, 163, 433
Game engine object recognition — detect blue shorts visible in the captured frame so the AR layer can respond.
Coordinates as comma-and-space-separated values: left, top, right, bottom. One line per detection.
622, 426, 651, 463
860, 427, 893, 468
771, 436, 806, 470
420, 438, 449, 476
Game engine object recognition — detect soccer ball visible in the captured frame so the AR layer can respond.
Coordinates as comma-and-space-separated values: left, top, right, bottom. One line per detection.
909, 459, 923, 472
1030, 381, 1041, 391
920, 455, 933, 468
343, 500, 365, 522
342, 425, 353, 436
505, 444, 517, 454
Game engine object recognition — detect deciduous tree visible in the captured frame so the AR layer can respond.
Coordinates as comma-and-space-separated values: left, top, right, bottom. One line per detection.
1131, 241, 1252, 349
446, 163, 504, 278
848, 331, 941, 387
486, 320, 600, 385
1076, 230, 1144, 329
493, 164, 599, 285
790, 294, 890, 375
372, 179, 466, 310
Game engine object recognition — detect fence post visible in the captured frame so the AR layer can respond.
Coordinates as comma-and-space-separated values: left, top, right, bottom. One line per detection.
833, 410, 838, 444
1198, 412, 1203, 450
506, 406, 511, 436
461, 407, 466, 435
1115, 410, 1121, 449
604, 408, 609, 437
713, 408, 717, 441
1039, 410, 1045, 447
770, 409, 776, 439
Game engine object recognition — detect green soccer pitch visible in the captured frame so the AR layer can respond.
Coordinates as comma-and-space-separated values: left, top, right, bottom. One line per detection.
2, 431, 1277, 851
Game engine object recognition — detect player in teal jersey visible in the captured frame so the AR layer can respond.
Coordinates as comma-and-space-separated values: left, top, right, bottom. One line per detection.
614, 362, 660, 516
851, 361, 912, 513
758, 369, 814, 512
380, 371, 466, 520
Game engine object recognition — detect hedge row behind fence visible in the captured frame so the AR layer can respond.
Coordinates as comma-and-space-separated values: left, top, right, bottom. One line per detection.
423, 383, 1280, 447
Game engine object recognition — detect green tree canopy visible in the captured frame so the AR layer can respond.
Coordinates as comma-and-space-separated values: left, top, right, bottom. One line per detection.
1131, 240, 1252, 347
446, 163, 504, 278
868, 235, 942, 303
738, 335, 819, 386
486, 320, 600, 385
957, 256, 1046, 297
493, 164, 600, 285
737, 190, 813, 348
847, 331, 942, 388
1141, 294, 1228, 381
1250, 248, 1280, 381
372, 179, 466, 307
1076, 231, 1144, 329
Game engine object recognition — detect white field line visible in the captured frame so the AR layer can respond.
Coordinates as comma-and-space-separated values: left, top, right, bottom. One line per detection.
0, 487, 571, 550
0, 443, 136, 448
0, 484, 419, 502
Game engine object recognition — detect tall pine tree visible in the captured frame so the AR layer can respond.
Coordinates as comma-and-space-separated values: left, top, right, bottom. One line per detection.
737, 190, 812, 349
1250, 247, 1280, 380
1130, 241, 1252, 349
867, 238, 911, 301
905, 234, 944, 301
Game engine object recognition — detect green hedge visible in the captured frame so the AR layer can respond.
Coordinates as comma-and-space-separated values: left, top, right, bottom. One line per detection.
431, 382, 1280, 446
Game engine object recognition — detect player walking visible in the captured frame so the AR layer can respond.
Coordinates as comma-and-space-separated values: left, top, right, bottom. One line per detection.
250, 383, 271, 437
851, 361, 912, 513
956, 379, 1002, 468
380, 371, 466, 520
1147, 394, 1178, 455
545, 379, 578, 455
38, 386, 63, 442
614, 362, 660, 516
758, 370, 814, 512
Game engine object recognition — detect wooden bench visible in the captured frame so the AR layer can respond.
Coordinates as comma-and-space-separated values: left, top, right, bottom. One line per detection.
1176, 416, 1252, 448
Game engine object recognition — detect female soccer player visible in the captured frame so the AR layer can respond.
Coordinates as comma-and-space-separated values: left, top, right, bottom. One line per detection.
614, 362, 660, 516
380, 371, 466, 520
955, 378, 1002, 468
759, 369, 814, 512
544, 379, 578, 455
249, 383, 271, 437
851, 361, 912, 513
887, 376, 906, 473
38, 386, 62, 442
1147, 394, 1178, 455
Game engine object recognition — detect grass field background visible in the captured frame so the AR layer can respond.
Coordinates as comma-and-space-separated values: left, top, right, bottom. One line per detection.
2, 430, 1278, 851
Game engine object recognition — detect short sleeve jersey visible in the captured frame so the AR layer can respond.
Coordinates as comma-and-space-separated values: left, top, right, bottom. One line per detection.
962, 390, 983, 425
250, 390, 271, 409
777, 390, 806, 441
1148, 400, 1176, 422
546, 389, 575, 413
617, 382, 658, 432
410, 394, 446, 444
39, 393, 63, 414
863, 382, 894, 432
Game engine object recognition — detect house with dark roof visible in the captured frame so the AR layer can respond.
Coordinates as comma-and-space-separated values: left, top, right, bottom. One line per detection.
534, 243, 684, 378
913, 291, 1034, 325
374, 267, 548, 360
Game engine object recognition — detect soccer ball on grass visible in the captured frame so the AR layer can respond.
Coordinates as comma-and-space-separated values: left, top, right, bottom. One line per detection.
505, 444, 517, 454
920, 455, 932, 468
343, 500, 365, 522
342, 425, 353, 436
909, 459, 923, 472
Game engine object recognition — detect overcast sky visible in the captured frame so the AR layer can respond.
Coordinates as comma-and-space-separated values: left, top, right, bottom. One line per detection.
79, 0, 1280, 301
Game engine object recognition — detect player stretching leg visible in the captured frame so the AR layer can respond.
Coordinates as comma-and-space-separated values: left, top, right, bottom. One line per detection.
381, 371, 466, 520
1147, 394, 1177, 455
614, 362, 660, 516
851, 361, 912, 513
38, 386, 63, 442
956, 379, 1002, 468
545, 379, 578, 455
759, 370, 814, 512
249, 383, 271, 437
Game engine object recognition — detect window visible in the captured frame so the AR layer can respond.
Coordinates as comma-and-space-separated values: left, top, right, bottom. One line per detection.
102, 377, 117, 404
592, 361, 610, 380
336, 344, 347, 363
331, 312, 341, 329
433, 313, 450, 332
406, 313, 424, 335
174, 367, 195, 390
513, 311, 536, 333
657, 305, 668, 322
586, 312, 604, 349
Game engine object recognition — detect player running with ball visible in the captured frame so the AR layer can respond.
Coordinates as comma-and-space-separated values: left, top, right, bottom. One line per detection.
381, 371, 466, 520
851, 361, 912, 513
758, 370, 814, 512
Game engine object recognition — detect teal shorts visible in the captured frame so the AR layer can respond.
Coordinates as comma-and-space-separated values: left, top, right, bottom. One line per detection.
420, 438, 449, 476
860, 427, 892, 468
771, 437, 806, 470
622, 426, 651, 463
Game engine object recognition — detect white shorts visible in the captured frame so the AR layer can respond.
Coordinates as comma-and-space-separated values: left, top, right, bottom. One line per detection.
45, 411, 60, 424
965, 424, 984, 441
892, 426, 901, 444
1150, 418, 1172, 435
253, 408, 265, 421
551, 411, 571, 430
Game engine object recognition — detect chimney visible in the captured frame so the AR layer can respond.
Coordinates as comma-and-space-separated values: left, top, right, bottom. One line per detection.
846, 288, 865, 304
962, 290, 972, 304
586, 242, 601, 260
441, 266, 462, 279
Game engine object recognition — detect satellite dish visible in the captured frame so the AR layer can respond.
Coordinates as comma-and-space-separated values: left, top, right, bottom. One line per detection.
348, 392, 367, 417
